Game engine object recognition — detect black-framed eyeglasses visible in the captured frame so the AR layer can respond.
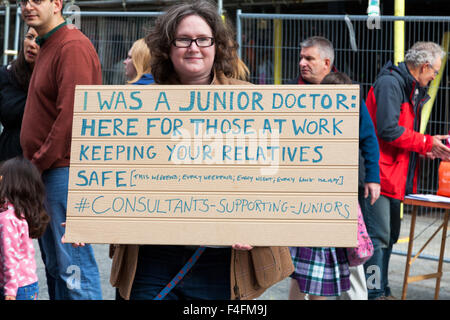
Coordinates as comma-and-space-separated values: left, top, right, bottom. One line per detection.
19, 0, 44, 7
428, 63, 440, 76
172, 37, 215, 48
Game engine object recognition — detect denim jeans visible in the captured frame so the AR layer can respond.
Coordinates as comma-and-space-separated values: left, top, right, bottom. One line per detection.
1, 282, 38, 300
362, 194, 401, 299
38, 167, 102, 300
129, 245, 231, 300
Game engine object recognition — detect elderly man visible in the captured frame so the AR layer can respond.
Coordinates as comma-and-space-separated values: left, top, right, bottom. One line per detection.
364, 41, 450, 300
288, 36, 380, 300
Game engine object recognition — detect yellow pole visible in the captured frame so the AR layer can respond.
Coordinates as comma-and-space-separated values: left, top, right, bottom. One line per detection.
395, 0, 405, 218
394, 0, 405, 66
273, 19, 282, 84
420, 32, 450, 133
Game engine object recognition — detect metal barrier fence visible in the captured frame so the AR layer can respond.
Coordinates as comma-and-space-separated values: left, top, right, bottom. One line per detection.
1, 9, 5, 134
76, 12, 163, 85
237, 13, 450, 221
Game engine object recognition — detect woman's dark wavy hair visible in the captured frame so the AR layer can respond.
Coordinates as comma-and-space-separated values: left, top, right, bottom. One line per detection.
0, 156, 49, 238
9, 48, 34, 92
145, 0, 238, 83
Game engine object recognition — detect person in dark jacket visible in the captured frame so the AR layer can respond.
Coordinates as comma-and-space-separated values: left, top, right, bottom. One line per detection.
364, 41, 449, 300
288, 36, 380, 300
107, 0, 294, 301
0, 27, 39, 162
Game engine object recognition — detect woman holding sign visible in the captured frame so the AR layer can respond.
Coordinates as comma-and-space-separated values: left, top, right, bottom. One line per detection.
109, 0, 293, 300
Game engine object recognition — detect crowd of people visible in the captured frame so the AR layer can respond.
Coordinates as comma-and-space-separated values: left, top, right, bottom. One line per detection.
0, 0, 448, 301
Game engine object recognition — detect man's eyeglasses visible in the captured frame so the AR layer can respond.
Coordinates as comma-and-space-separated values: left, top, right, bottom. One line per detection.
428, 63, 440, 76
172, 37, 215, 48
19, 0, 44, 8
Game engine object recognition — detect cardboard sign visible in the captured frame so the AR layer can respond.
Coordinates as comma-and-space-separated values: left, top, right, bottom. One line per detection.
65, 85, 360, 246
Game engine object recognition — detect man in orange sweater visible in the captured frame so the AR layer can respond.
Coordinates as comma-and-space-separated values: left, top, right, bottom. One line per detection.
20, 0, 102, 300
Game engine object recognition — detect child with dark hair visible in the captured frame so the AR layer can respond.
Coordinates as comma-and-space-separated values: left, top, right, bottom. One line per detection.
0, 156, 49, 300
320, 71, 353, 85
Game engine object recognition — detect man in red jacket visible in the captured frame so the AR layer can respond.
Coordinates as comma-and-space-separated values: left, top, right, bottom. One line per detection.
20, 0, 102, 299
364, 41, 449, 300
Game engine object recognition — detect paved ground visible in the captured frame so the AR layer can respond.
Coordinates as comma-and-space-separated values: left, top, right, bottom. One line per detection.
34, 213, 449, 300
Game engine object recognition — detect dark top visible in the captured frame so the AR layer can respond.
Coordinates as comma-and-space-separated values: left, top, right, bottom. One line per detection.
0, 65, 26, 161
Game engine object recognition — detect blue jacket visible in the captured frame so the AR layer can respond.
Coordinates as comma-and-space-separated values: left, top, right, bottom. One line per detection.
132, 73, 154, 85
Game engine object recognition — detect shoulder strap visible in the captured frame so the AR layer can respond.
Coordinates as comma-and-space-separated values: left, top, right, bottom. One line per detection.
153, 246, 206, 300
